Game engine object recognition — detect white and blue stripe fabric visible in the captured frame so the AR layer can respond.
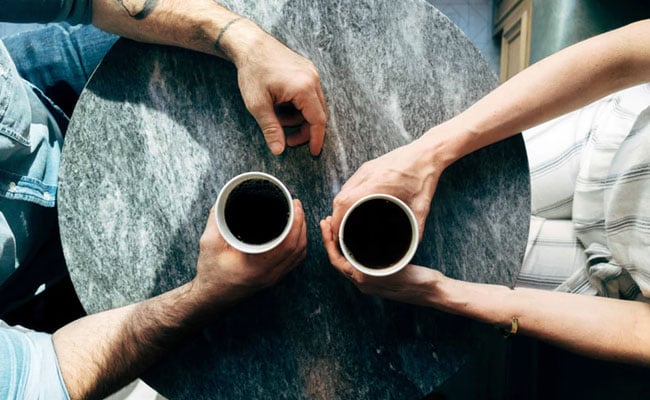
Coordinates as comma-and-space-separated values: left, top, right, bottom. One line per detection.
0, 321, 69, 399
518, 84, 650, 301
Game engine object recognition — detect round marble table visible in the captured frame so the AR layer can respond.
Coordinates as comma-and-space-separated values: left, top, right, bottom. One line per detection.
59, 0, 530, 398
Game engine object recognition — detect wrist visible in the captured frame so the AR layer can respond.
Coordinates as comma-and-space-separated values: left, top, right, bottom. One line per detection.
416, 120, 472, 171
213, 18, 269, 67
185, 276, 252, 316
431, 274, 519, 329
421, 270, 450, 307
165, 4, 267, 64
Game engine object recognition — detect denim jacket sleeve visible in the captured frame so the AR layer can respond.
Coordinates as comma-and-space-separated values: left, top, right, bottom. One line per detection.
0, 41, 63, 207
0, 321, 70, 400
1, 0, 93, 25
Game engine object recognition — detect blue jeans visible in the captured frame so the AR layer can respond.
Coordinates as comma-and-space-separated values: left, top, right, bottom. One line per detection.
2, 23, 117, 116
0, 23, 117, 328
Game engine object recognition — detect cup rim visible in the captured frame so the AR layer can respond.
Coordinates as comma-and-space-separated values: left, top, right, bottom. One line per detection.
215, 171, 294, 254
338, 193, 419, 277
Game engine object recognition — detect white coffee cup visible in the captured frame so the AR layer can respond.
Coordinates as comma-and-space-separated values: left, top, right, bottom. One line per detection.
338, 194, 418, 277
215, 172, 294, 254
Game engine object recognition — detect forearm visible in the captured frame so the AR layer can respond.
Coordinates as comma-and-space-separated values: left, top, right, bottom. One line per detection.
52, 279, 239, 400
417, 19, 650, 169
92, 0, 264, 64
430, 276, 650, 365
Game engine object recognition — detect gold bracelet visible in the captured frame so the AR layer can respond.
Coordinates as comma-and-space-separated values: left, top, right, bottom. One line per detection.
500, 317, 518, 338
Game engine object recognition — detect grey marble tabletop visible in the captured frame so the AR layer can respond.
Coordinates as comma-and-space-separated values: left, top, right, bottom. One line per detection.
59, 0, 530, 398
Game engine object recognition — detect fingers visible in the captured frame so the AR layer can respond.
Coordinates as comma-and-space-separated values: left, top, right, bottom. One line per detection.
199, 206, 227, 252
329, 211, 342, 243
308, 122, 326, 157
319, 216, 356, 278
289, 198, 306, 248
330, 195, 350, 243
284, 212, 308, 270
271, 198, 306, 258
316, 84, 327, 118
300, 93, 327, 156
204, 206, 218, 234
267, 199, 307, 282
291, 199, 308, 257
329, 172, 367, 242
409, 199, 429, 242
251, 93, 325, 155
286, 123, 311, 147
249, 94, 287, 155
275, 103, 306, 127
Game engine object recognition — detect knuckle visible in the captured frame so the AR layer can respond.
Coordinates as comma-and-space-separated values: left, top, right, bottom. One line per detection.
333, 195, 347, 209
307, 63, 321, 79
315, 110, 327, 125
296, 69, 320, 89
356, 163, 373, 177
246, 99, 269, 117
198, 234, 212, 252
309, 69, 321, 86
262, 125, 283, 138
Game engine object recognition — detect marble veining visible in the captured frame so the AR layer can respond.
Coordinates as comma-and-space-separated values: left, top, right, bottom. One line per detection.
59, 0, 529, 398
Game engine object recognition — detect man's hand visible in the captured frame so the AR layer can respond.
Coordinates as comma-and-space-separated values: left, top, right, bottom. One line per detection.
320, 216, 442, 307
53, 201, 306, 399
330, 139, 443, 242
92, 1, 328, 156
195, 198, 307, 301
228, 21, 328, 156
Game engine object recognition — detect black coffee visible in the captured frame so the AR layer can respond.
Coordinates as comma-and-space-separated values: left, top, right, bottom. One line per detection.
224, 179, 290, 245
342, 199, 412, 269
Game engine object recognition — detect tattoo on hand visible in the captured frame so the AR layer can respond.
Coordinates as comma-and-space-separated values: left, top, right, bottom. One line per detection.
116, 0, 160, 20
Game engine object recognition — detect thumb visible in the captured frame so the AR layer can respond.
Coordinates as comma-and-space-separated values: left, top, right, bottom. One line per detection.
251, 97, 286, 155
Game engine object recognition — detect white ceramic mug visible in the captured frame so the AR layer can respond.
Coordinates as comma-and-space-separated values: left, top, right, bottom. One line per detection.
215, 172, 294, 254
339, 193, 419, 276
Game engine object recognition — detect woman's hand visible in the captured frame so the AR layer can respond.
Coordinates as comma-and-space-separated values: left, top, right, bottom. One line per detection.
329, 137, 446, 241
320, 216, 443, 307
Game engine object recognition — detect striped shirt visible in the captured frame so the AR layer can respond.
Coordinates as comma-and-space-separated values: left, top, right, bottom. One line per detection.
519, 84, 650, 300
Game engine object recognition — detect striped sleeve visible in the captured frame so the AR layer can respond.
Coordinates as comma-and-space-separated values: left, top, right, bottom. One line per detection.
0, 322, 70, 400
1, 0, 93, 25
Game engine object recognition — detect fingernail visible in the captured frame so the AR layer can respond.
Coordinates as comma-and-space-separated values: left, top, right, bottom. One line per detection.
311, 147, 323, 159
270, 142, 284, 154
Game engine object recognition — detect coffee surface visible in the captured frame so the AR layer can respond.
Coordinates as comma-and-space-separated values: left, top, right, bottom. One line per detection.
224, 179, 290, 244
343, 199, 412, 269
